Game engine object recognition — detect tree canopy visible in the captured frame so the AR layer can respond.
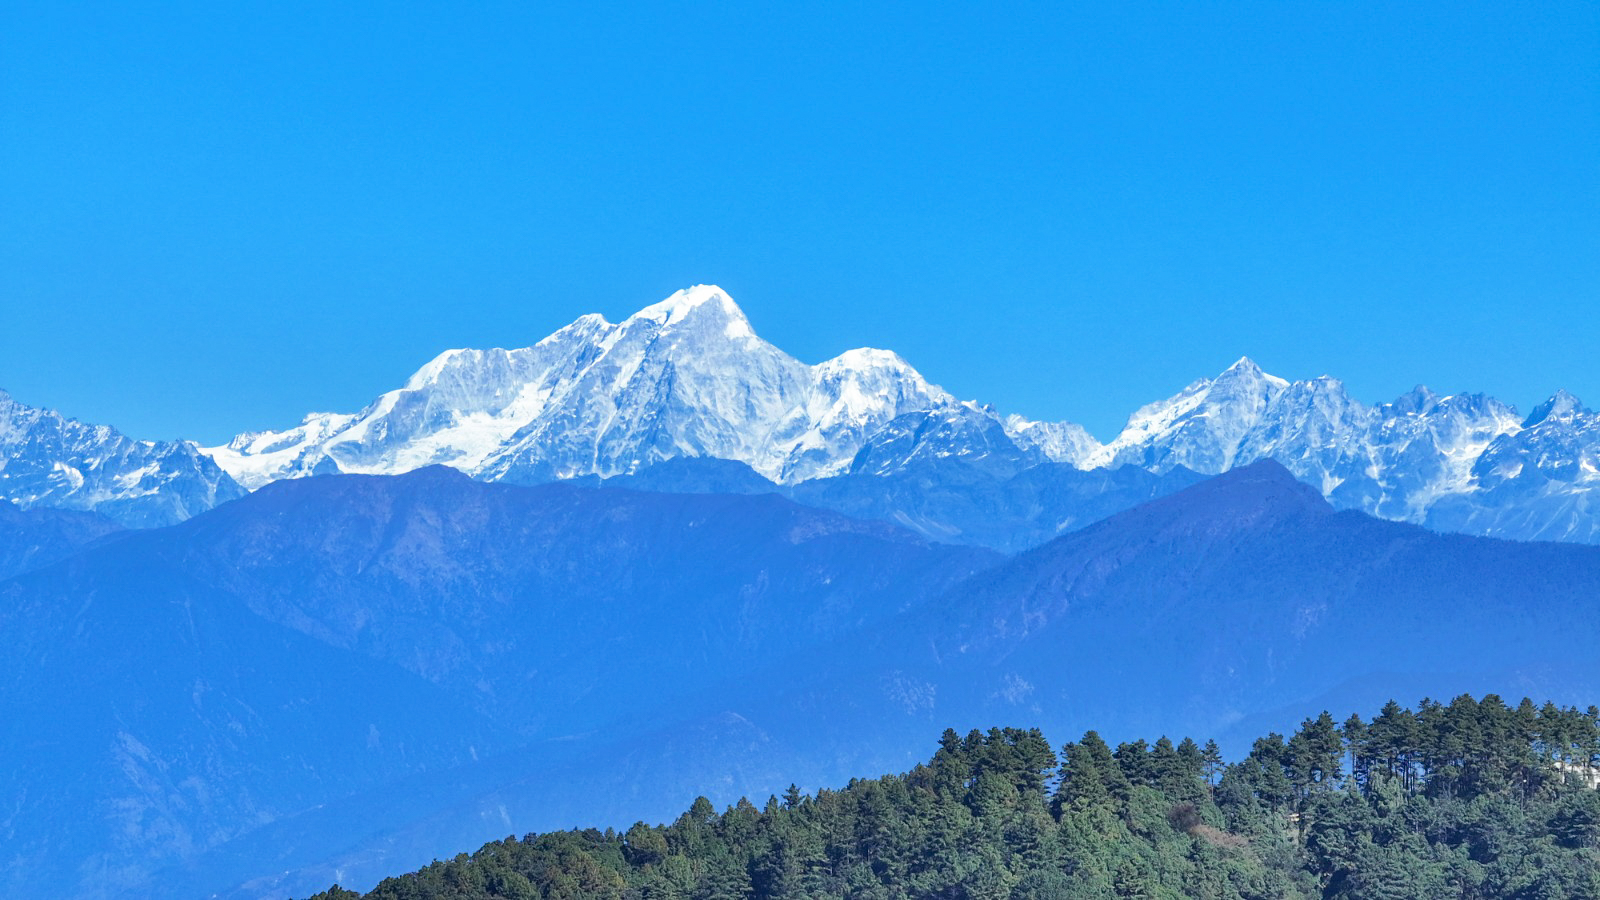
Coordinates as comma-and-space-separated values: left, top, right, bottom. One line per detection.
306, 696, 1600, 900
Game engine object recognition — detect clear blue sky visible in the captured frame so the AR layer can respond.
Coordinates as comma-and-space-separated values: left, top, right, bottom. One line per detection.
3, 2, 1596, 443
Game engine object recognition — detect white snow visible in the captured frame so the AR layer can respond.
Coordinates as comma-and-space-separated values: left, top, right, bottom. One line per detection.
202, 285, 970, 488
1002, 414, 1101, 468
186, 286, 1600, 543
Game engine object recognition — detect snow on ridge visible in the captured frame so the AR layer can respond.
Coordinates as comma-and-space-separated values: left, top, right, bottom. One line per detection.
180, 284, 1600, 543
1002, 414, 1101, 467
1224, 355, 1290, 391
1524, 389, 1588, 427
626, 284, 754, 340
818, 347, 912, 370
404, 348, 469, 391
0, 391, 244, 526
1083, 377, 1215, 470
201, 284, 1023, 489
1080, 358, 1550, 528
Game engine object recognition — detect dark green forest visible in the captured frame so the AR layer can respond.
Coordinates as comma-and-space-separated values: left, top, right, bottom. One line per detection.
306, 696, 1600, 900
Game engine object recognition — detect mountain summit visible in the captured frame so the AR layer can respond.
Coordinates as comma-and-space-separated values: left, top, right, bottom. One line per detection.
627, 283, 757, 337
188, 286, 1600, 546
3, 284, 1598, 545
204, 285, 984, 489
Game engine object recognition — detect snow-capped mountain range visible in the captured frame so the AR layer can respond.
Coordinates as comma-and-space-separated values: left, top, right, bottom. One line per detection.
1085, 358, 1597, 541
3, 284, 1597, 542
0, 389, 243, 527
207, 286, 967, 489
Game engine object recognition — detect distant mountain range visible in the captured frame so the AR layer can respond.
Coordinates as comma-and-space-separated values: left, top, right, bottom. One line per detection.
4, 462, 1597, 899
7, 286, 1596, 898
3, 285, 1595, 543
0, 389, 243, 527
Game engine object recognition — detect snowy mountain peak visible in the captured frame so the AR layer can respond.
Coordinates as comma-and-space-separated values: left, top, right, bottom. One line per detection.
1524, 390, 1588, 428
1217, 355, 1289, 390
821, 347, 909, 370
535, 312, 615, 348
1086, 357, 1291, 472
1223, 355, 1262, 375
808, 348, 950, 419
0, 391, 243, 526
1390, 385, 1439, 415
403, 348, 475, 390
626, 284, 754, 339
202, 285, 1026, 489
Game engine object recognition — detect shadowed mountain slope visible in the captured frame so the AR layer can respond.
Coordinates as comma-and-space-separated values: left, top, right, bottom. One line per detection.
0, 467, 999, 899
226, 463, 1600, 899
580, 455, 1208, 552
155, 466, 1000, 729
764, 461, 1600, 747
0, 499, 123, 580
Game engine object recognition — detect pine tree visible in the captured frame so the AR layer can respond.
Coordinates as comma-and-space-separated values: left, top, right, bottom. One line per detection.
1341, 713, 1367, 792
1202, 739, 1225, 786
1289, 712, 1343, 797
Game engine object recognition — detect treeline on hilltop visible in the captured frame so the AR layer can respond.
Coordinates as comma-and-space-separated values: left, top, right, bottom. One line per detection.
307, 695, 1600, 900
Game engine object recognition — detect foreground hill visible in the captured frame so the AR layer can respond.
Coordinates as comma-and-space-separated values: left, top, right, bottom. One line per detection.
302, 696, 1600, 900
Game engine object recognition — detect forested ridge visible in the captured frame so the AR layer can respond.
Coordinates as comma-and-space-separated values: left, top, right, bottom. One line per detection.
306, 696, 1600, 900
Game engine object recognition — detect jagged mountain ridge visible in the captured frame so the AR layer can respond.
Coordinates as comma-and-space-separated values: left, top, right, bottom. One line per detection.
1089, 357, 1598, 542
204, 286, 1030, 489
5, 285, 1597, 544
201, 285, 1598, 544
0, 389, 245, 528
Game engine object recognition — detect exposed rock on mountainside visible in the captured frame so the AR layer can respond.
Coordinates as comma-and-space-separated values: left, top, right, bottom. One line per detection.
204, 287, 971, 489
0, 389, 244, 527
5, 286, 1599, 544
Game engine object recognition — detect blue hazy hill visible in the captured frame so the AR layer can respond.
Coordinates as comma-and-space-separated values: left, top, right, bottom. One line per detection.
0, 466, 997, 899
4, 462, 1599, 898
730, 460, 1600, 758
229, 462, 1600, 898
0, 499, 123, 580
579, 455, 1209, 552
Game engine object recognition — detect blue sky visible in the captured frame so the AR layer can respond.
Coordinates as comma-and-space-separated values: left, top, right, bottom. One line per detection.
3, 2, 1596, 443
